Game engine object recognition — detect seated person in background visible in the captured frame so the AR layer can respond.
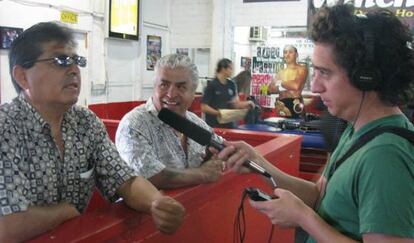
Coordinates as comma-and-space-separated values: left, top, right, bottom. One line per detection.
116, 54, 224, 189
0, 22, 185, 242
269, 45, 308, 118
201, 58, 254, 128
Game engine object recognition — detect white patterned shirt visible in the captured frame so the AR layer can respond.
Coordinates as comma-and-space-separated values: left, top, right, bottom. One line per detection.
0, 95, 138, 215
116, 98, 223, 179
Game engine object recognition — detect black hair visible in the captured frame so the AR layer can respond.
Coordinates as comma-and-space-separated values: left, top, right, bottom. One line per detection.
8, 21, 76, 93
310, 4, 414, 106
216, 58, 233, 73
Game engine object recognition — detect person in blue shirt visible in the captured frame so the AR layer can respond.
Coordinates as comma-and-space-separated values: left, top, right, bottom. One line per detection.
201, 58, 254, 128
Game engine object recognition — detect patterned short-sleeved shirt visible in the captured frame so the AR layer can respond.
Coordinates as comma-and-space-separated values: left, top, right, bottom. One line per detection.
0, 95, 138, 216
115, 98, 223, 179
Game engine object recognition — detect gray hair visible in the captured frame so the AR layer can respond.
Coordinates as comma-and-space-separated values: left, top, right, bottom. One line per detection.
155, 54, 199, 91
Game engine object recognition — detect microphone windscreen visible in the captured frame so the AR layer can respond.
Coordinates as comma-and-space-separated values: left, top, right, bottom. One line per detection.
158, 108, 212, 146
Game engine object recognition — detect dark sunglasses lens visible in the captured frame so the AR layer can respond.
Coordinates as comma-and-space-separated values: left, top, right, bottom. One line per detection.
55, 55, 73, 67
54, 55, 86, 67
76, 56, 87, 67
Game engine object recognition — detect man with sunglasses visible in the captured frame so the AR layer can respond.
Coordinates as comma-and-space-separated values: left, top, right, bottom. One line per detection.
0, 22, 185, 242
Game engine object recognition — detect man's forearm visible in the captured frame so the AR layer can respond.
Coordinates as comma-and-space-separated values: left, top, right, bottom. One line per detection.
0, 203, 80, 243
117, 177, 163, 213
149, 168, 208, 189
258, 155, 320, 207
117, 176, 185, 235
301, 208, 359, 243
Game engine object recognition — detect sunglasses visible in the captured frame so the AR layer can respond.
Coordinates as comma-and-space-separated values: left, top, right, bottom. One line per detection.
23, 55, 87, 68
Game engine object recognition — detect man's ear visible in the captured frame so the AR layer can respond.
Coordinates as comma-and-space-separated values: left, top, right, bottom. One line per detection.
12, 65, 29, 90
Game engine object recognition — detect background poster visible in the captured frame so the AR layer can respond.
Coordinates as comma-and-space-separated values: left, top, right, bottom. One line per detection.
250, 46, 279, 107
0, 26, 23, 49
146, 35, 161, 70
240, 56, 252, 70
250, 39, 313, 107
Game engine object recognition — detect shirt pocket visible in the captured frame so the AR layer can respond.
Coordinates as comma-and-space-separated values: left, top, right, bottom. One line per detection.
80, 166, 95, 179
76, 165, 96, 212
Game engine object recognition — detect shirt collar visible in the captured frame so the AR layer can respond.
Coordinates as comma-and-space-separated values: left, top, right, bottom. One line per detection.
17, 94, 48, 132
16, 94, 76, 132
145, 97, 159, 114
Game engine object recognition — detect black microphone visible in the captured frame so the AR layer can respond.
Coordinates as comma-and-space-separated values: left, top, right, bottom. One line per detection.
157, 108, 274, 180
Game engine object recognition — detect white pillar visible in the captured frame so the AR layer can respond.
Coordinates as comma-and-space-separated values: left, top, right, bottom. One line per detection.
209, 0, 225, 76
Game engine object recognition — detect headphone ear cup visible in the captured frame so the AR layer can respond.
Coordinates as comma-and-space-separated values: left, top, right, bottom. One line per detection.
352, 23, 381, 91
351, 66, 381, 91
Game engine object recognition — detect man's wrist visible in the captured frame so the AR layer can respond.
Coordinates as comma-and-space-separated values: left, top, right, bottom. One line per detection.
299, 205, 319, 234
58, 202, 80, 221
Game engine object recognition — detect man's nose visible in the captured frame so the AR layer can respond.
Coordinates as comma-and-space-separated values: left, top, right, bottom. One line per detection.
67, 62, 80, 74
167, 85, 178, 96
310, 73, 321, 93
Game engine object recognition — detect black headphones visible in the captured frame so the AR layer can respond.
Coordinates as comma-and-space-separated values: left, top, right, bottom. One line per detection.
351, 17, 382, 91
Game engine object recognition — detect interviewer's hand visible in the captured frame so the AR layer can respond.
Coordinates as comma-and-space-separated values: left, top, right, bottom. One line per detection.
151, 196, 185, 234
210, 140, 260, 174
249, 188, 312, 228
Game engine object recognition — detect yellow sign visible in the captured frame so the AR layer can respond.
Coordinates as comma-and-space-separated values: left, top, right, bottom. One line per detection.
61, 10, 78, 24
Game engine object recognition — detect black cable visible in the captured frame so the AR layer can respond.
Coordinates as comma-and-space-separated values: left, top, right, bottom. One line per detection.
234, 190, 276, 243
351, 91, 366, 129
233, 190, 248, 243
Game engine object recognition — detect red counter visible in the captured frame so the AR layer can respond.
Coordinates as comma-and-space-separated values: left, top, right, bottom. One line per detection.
29, 130, 301, 243
89, 101, 146, 120
88, 95, 203, 121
